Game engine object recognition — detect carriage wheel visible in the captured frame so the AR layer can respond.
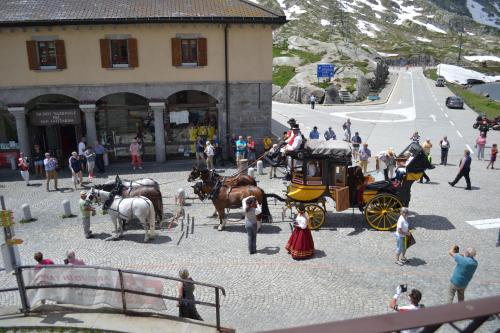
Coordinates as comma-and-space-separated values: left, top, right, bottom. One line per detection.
305, 204, 326, 230
364, 194, 403, 231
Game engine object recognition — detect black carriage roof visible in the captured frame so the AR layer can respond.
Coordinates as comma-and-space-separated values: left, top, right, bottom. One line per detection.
398, 142, 431, 172
300, 140, 352, 162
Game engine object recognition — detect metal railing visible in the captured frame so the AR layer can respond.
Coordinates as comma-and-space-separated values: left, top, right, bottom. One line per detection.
0, 265, 226, 331
266, 295, 500, 333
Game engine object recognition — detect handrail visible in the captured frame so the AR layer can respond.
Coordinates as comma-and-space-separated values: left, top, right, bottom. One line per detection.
0, 265, 226, 331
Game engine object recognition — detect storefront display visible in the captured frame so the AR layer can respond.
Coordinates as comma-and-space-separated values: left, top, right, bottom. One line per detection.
0, 110, 19, 168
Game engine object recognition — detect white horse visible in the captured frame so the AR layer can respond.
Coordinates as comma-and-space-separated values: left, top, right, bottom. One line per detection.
87, 188, 156, 242
102, 177, 159, 190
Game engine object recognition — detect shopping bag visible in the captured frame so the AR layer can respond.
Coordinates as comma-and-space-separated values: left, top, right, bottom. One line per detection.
405, 232, 416, 249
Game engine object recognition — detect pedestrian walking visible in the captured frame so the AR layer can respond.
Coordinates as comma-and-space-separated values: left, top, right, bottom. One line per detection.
395, 207, 411, 265
84, 146, 96, 182
419, 138, 432, 183
94, 140, 106, 173
204, 141, 215, 170
129, 138, 143, 170
268, 144, 278, 179
17, 152, 30, 186
64, 250, 85, 265
246, 136, 256, 164
230, 134, 237, 162
79, 190, 94, 239
34, 252, 54, 267
359, 143, 371, 174
69, 152, 83, 190
195, 136, 205, 167
177, 269, 203, 321
410, 131, 420, 144
33, 144, 45, 177
439, 136, 450, 166
377, 148, 396, 181
242, 196, 261, 254
448, 245, 478, 303
309, 126, 320, 139
324, 127, 336, 141
344, 118, 352, 141
77, 137, 87, 172
475, 133, 486, 160
486, 143, 497, 169
342, 124, 349, 142
449, 149, 472, 190
236, 135, 247, 164
309, 94, 316, 109
212, 134, 222, 166
285, 204, 315, 260
43, 152, 58, 192
351, 132, 362, 162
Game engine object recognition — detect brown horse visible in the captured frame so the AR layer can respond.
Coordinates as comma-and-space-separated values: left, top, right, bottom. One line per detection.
96, 181, 163, 223
193, 180, 271, 231
188, 166, 256, 187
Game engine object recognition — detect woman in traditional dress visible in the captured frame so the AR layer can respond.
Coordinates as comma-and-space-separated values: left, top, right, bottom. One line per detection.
177, 269, 203, 321
286, 204, 315, 259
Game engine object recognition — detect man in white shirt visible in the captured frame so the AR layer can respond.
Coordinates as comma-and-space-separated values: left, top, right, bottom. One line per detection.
78, 137, 87, 171
388, 286, 424, 333
286, 125, 303, 151
204, 141, 215, 170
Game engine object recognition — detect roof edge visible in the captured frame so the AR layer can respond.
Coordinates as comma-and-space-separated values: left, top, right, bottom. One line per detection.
0, 16, 287, 28
238, 0, 286, 18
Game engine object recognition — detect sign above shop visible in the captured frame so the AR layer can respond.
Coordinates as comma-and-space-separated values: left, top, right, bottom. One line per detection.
30, 110, 81, 126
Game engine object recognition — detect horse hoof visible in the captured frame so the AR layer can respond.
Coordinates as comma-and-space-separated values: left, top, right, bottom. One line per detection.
218, 226, 223, 231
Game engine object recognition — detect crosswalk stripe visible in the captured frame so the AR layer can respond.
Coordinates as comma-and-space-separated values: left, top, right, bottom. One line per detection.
466, 218, 500, 229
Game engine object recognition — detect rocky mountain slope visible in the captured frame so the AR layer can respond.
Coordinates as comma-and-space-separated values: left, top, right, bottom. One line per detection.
249, 0, 500, 104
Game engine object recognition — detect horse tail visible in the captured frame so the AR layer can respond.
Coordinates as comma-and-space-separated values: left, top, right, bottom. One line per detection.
261, 192, 272, 223
148, 200, 156, 230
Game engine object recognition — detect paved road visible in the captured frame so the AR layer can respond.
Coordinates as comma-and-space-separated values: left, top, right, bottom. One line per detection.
0, 68, 499, 332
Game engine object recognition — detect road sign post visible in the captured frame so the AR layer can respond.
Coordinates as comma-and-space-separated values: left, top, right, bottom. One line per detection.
0, 196, 28, 314
317, 64, 335, 82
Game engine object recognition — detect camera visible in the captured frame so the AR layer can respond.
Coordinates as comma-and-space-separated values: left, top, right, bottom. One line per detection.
400, 284, 408, 293
453, 245, 459, 253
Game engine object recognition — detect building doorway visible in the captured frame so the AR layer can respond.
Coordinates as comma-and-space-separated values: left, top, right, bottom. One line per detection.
26, 94, 82, 165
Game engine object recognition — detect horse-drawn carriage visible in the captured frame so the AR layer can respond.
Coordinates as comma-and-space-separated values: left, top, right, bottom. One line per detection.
270, 140, 431, 231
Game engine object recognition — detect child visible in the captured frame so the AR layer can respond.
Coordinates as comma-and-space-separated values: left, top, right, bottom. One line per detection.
486, 143, 497, 170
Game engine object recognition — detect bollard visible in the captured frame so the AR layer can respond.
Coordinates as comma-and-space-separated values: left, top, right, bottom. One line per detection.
257, 160, 264, 175
103, 152, 109, 166
248, 167, 255, 179
62, 200, 72, 217
21, 204, 32, 221
175, 188, 186, 206
237, 159, 248, 174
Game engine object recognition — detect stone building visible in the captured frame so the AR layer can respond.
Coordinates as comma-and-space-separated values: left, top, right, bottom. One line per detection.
0, 0, 285, 165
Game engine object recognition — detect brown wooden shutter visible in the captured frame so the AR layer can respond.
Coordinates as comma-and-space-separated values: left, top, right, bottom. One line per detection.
171, 38, 181, 66
55, 40, 67, 69
127, 38, 138, 68
26, 40, 39, 70
197, 38, 207, 66
99, 39, 111, 68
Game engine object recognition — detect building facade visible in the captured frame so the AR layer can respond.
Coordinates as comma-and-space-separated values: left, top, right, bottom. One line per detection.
0, 0, 285, 165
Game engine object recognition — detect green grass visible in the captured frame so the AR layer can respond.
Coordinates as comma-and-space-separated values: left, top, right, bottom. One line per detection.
272, 45, 324, 65
354, 60, 369, 74
464, 66, 500, 75
343, 78, 357, 94
272, 66, 296, 88
448, 85, 500, 118
312, 81, 331, 89
424, 68, 500, 117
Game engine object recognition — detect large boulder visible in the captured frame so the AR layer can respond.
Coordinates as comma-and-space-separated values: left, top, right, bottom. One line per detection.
273, 56, 302, 67
272, 84, 281, 97
324, 86, 341, 104
273, 84, 324, 104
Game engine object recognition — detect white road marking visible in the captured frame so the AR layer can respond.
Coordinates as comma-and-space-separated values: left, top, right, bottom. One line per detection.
466, 144, 474, 154
440, 107, 444, 111
456, 130, 463, 138
398, 99, 403, 105
466, 218, 500, 230
444, 113, 449, 118
429, 114, 436, 122
449, 120, 455, 126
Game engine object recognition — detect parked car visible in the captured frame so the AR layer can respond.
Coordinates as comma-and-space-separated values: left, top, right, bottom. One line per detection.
435, 76, 445, 87
445, 96, 464, 109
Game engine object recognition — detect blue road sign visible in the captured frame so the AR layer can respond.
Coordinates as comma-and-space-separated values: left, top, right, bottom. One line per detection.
317, 64, 334, 78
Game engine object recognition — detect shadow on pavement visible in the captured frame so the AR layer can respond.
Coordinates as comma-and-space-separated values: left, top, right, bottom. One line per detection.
411, 214, 455, 230
313, 250, 327, 259
40, 312, 84, 325
216, 224, 282, 234
92, 232, 113, 240
404, 257, 427, 267
258, 246, 280, 255
121, 233, 171, 244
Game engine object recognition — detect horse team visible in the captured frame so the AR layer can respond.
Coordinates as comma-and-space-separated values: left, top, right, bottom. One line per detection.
86, 167, 273, 242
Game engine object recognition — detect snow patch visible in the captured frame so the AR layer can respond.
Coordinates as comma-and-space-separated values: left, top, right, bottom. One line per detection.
283, 5, 307, 20
466, 31, 476, 36
355, 0, 386, 13
466, 0, 500, 29
377, 52, 399, 57
356, 20, 381, 38
464, 55, 500, 63
375, 13, 381, 19
416, 37, 432, 43
321, 5, 329, 9
437, 64, 500, 85
340, 0, 359, 13
320, 19, 331, 26
391, 0, 447, 34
